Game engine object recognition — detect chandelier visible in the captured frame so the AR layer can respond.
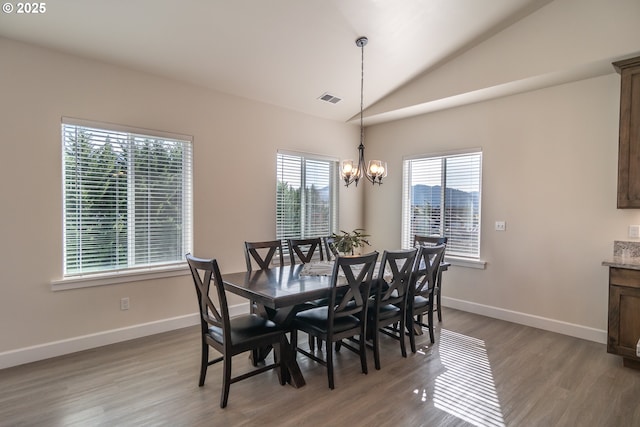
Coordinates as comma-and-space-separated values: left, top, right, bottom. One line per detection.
341, 36, 387, 187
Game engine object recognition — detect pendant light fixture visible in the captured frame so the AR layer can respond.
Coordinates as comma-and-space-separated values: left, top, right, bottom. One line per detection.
341, 36, 387, 187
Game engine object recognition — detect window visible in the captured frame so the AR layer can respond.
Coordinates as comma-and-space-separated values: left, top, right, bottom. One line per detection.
276, 151, 338, 241
62, 118, 193, 276
402, 150, 482, 259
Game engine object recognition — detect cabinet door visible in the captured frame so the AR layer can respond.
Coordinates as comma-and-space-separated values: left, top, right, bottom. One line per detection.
614, 56, 640, 208
608, 284, 640, 359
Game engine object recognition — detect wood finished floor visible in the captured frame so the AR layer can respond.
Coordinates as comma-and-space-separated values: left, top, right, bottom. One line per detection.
1, 308, 639, 427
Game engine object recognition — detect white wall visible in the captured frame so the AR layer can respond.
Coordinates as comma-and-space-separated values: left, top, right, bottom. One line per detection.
0, 37, 361, 364
3, 0, 640, 368
365, 74, 640, 340
363, 0, 640, 342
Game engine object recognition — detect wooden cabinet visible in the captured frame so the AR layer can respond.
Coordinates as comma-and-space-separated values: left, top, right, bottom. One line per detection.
608, 267, 640, 369
614, 56, 640, 208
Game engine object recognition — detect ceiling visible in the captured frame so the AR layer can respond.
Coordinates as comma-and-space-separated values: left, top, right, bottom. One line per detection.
0, 0, 551, 123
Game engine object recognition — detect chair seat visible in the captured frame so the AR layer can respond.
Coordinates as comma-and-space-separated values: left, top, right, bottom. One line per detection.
208, 314, 282, 345
295, 307, 360, 334
412, 295, 430, 309
309, 297, 329, 307
373, 303, 401, 320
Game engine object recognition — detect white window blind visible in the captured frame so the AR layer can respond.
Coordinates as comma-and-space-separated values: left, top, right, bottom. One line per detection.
402, 151, 482, 258
62, 119, 193, 276
276, 151, 338, 241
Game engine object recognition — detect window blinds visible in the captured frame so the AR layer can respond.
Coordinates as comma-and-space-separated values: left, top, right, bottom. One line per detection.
62, 119, 193, 276
276, 151, 338, 241
402, 151, 482, 258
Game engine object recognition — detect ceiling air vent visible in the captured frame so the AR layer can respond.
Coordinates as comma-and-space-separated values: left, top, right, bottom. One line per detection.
318, 92, 342, 104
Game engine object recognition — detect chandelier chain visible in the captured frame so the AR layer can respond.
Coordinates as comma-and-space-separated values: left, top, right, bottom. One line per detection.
360, 38, 364, 148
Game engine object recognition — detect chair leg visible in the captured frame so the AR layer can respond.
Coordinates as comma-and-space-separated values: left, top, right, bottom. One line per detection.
428, 307, 435, 344
308, 333, 315, 351
275, 337, 287, 386
399, 315, 407, 358
408, 314, 417, 353
250, 349, 259, 366
317, 336, 323, 350
199, 341, 208, 386
220, 356, 231, 408
373, 323, 381, 370
437, 271, 444, 322
359, 332, 368, 375
436, 285, 443, 322
327, 341, 334, 389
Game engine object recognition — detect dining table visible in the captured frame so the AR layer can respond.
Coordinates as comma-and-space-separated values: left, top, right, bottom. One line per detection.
222, 263, 346, 388
221, 258, 449, 388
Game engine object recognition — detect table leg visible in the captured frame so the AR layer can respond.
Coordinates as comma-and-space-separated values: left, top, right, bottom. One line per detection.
282, 334, 305, 388
254, 303, 307, 388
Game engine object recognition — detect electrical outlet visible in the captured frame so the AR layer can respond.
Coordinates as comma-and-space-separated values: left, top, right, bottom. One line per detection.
120, 297, 130, 311
495, 221, 506, 231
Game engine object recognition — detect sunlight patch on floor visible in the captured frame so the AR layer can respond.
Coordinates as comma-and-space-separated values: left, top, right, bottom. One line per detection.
432, 329, 505, 427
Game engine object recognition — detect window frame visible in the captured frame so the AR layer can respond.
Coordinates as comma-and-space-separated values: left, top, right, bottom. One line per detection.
276, 150, 339, 245
402, 148, 485, 268
53, 117, 193, 290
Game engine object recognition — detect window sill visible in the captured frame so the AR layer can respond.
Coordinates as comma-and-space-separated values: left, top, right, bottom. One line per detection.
51, 263, 190, 291
445, 256, 486, 269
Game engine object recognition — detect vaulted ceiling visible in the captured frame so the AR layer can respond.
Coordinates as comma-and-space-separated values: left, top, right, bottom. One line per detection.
0, 0, 552, 123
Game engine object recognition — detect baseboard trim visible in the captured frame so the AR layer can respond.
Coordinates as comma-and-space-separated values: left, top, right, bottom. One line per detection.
0, 302, 249, 370
443, 297, 607, 344
2, 299, 606, 370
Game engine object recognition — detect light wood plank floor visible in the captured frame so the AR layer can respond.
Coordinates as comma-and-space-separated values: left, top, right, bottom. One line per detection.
1, 308, 639, 427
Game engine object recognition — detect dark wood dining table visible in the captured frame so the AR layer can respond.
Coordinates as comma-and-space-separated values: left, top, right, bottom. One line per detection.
221, 259, 450, 388
222, 264, 345, 388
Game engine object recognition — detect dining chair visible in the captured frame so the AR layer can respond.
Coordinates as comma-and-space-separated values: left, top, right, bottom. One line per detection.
244, 240, 285, 318
413, 234, 447, 247
407, 244, 446, 352
244, 240, 284, 271
323, 236, 339, 261
291, 251, 379, 389
413, 234, 449, 322
287, 237, 327, 352
367, 248, 418, 370
186, 254, 288, 408
245, 239, 319, 355
287, 237, 324, 264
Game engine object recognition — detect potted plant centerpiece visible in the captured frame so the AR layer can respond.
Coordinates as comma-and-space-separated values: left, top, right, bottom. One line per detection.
331, 229, 371, 256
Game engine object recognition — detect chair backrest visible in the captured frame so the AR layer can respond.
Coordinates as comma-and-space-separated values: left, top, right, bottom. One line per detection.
328, 252, 379, 324
411, 244, 446, 299
414, 234, 448, 248
323, 236, 339, 261
244, 240, 284, 271
377, 248, 418, 307
186, 254, 230, 343
287, 237, 324, 264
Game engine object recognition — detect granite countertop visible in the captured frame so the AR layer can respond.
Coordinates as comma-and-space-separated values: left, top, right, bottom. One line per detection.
602, 256, 640, 270
602, 240, 640, 270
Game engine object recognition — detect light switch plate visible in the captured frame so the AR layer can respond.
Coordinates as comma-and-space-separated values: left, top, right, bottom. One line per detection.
495, 221, 506, 231
629, 225, 640, 238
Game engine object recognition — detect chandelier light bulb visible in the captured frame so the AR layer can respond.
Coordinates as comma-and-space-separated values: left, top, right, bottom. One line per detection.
342, 161, 354, 174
